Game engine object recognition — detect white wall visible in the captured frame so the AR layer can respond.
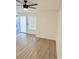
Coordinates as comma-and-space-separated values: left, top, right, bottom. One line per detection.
36, 11, 57, 40
35, 0, 60, 40
56, 7, 62, 59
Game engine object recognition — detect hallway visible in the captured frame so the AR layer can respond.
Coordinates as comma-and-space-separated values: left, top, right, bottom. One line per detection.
16, 33, 57, 59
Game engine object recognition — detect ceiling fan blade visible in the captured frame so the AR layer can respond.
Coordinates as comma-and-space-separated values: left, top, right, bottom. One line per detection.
16, 0, 22, 4
28, 4, 38, 6
29, 7, 36, 9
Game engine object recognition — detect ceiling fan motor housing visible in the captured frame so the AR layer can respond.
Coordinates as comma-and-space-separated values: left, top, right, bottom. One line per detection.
23, 0, 28, 8
23, 4, 28, 8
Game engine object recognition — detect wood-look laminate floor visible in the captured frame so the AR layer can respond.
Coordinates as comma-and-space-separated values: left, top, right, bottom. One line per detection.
16, 33, 57, 59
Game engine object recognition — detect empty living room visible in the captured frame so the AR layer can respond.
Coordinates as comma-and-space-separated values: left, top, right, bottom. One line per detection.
16, 0, 61, 59
1, 0, 79, 59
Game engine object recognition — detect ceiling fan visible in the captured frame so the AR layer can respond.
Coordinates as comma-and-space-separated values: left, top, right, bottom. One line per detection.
16, 0, 38, 10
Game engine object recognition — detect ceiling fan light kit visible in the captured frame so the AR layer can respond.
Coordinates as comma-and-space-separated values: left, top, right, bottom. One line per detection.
24, 8, 28, 11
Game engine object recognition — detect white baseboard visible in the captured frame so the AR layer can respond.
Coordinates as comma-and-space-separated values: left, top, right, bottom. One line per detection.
36, 34, 56, 40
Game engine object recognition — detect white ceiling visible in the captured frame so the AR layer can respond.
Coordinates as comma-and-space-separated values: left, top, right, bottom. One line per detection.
16, 0, 61, 15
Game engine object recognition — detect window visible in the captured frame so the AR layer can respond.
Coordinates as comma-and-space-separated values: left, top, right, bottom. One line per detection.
16, 15, 36, 35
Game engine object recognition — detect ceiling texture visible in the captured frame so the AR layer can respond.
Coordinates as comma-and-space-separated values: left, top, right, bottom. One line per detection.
16, 0, 61, 15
